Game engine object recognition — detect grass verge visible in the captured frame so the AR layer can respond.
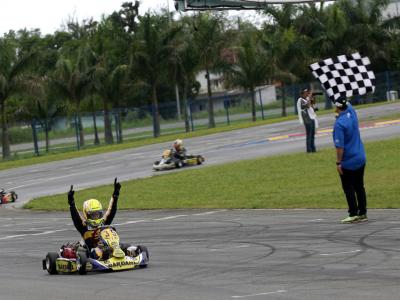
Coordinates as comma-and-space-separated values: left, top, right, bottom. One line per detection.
25, 138, 400, 210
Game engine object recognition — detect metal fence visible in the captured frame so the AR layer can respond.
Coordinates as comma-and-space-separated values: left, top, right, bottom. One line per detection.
1, 70, 398, 158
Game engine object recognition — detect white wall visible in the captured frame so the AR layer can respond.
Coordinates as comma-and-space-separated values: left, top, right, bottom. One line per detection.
196, 71, 226, 94
383, 1, 400, 18
255, 85, 277, 105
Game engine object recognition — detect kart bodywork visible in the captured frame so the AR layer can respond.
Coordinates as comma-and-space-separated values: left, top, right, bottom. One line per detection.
153, 149, 205, 171
43, 226, 149, 275
0, 189, 17, 204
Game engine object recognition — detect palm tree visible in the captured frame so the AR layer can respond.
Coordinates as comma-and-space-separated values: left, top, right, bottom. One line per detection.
0, 34, 38, 159
52, 48, 92, 147
338, 0, 392, 71
132, 13, 180, 137
170, 16, 202, 132
262, 4, 301, 116
88, 16, 129, 144
295, 2, 347, 62
93, 57, 130, 144
192, 12, 228, 128
22, 77, 63, 153
225, 32, 270, 121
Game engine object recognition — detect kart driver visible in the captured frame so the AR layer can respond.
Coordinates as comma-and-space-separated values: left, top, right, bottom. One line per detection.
67, 178, 135, 259
172, 139, 186, 160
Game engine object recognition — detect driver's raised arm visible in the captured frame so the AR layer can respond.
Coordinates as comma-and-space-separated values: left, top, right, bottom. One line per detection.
104, 178, 121, 225
68, 186, 85, 235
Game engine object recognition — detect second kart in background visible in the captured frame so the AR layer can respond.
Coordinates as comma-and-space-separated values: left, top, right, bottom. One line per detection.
153, 149, 205, 171
0, 188, 17, 204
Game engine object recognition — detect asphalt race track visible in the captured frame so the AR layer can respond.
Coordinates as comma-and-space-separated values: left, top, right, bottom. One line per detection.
1, 209, 400, 300
0, 103, 399, 299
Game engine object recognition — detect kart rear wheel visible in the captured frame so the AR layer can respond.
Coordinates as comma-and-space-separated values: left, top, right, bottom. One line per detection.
197, 156, 203, 165
175, 161, 183, 168
11, 191, 17, 202
137, 245, 149, 268
45, 252, 59, 275
77, 252, 88, 275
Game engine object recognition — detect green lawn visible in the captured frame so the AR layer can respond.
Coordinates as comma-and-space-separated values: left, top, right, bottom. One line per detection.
25, 138, 400, 211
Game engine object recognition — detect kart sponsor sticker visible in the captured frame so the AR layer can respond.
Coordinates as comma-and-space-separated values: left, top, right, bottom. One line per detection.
56, 259, 77, 272
106, 260, 135, 269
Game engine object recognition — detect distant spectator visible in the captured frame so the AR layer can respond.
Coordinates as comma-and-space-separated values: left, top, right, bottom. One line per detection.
297, 88, 318, 153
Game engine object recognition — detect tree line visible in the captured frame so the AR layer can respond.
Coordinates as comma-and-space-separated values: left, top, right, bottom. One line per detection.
0, 0, 399, 159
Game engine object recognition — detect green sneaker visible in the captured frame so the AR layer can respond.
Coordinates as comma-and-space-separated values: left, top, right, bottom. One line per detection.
356, 215, 368, 222
341, 216, 359, 224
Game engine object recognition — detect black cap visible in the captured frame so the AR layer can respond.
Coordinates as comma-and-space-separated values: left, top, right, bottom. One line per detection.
301, 88, 310, 94
334, 96, 348, 108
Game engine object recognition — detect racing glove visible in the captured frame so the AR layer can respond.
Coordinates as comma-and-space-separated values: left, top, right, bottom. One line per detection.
68, 185, 75, 206
113, 177, 121, 198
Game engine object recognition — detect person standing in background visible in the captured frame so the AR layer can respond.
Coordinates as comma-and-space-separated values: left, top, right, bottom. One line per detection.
297, 88, 318, 153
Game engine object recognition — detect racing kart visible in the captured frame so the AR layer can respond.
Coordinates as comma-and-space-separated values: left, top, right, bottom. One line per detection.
0, 188, 17, 204
43, 225, 149, 275
153, 149, 205, 171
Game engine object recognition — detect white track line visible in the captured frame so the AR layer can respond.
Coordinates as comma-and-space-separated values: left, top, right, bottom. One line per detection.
320, 249, 362, 256
0, 229, 68, 240
0, 234, 27, 240
127, 152, 146, 156
153, 215, 187, 221
115, 220, 147, 226
232, 290, 288, 298
193, 210, 227, 216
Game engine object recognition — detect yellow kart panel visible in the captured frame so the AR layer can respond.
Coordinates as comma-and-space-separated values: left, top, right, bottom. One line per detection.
99, 256, 141, 271
100, 227, 120, 249
56, 258, 77, 273
185, 158, 198, 165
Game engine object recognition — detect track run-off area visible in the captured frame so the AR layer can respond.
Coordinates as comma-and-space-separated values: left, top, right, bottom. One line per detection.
0, 102, 399, 299
1, 209, 400, 300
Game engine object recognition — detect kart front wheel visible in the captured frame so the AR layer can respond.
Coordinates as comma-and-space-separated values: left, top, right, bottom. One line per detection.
175, 161, 183, 168
77, 252, 88, 275
45, 252, 59, 275
197, 156, 203, 165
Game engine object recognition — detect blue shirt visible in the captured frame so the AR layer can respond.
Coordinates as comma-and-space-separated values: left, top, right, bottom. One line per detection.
333, 104, 366, 170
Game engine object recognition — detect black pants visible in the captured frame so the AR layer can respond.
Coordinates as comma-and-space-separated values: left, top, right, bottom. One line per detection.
304, 120, 316, 153
339, 164, 367, 217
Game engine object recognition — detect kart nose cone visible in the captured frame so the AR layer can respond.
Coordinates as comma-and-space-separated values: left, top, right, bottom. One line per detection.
113, 248, 125, 258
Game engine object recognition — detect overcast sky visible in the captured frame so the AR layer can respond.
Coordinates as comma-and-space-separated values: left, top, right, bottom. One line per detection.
0, 0, 175, 35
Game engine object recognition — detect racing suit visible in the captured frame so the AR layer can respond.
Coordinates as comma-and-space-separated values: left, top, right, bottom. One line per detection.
68, 194, 118, 258
172, 146, 187, 160
68, 195, 118, 258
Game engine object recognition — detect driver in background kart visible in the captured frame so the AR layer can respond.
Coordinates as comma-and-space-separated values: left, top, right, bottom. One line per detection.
172, 139, 186, 160
67, 178, 135, 260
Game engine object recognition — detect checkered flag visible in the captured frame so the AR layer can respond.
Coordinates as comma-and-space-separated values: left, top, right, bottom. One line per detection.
309, 52, 375, 101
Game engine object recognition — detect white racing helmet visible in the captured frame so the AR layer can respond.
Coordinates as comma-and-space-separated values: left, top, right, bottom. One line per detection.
174, 139, 183, 147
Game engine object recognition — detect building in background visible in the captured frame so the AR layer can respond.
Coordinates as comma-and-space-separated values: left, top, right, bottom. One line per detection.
192, 70, 277, 113
383, 0, 400, 18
